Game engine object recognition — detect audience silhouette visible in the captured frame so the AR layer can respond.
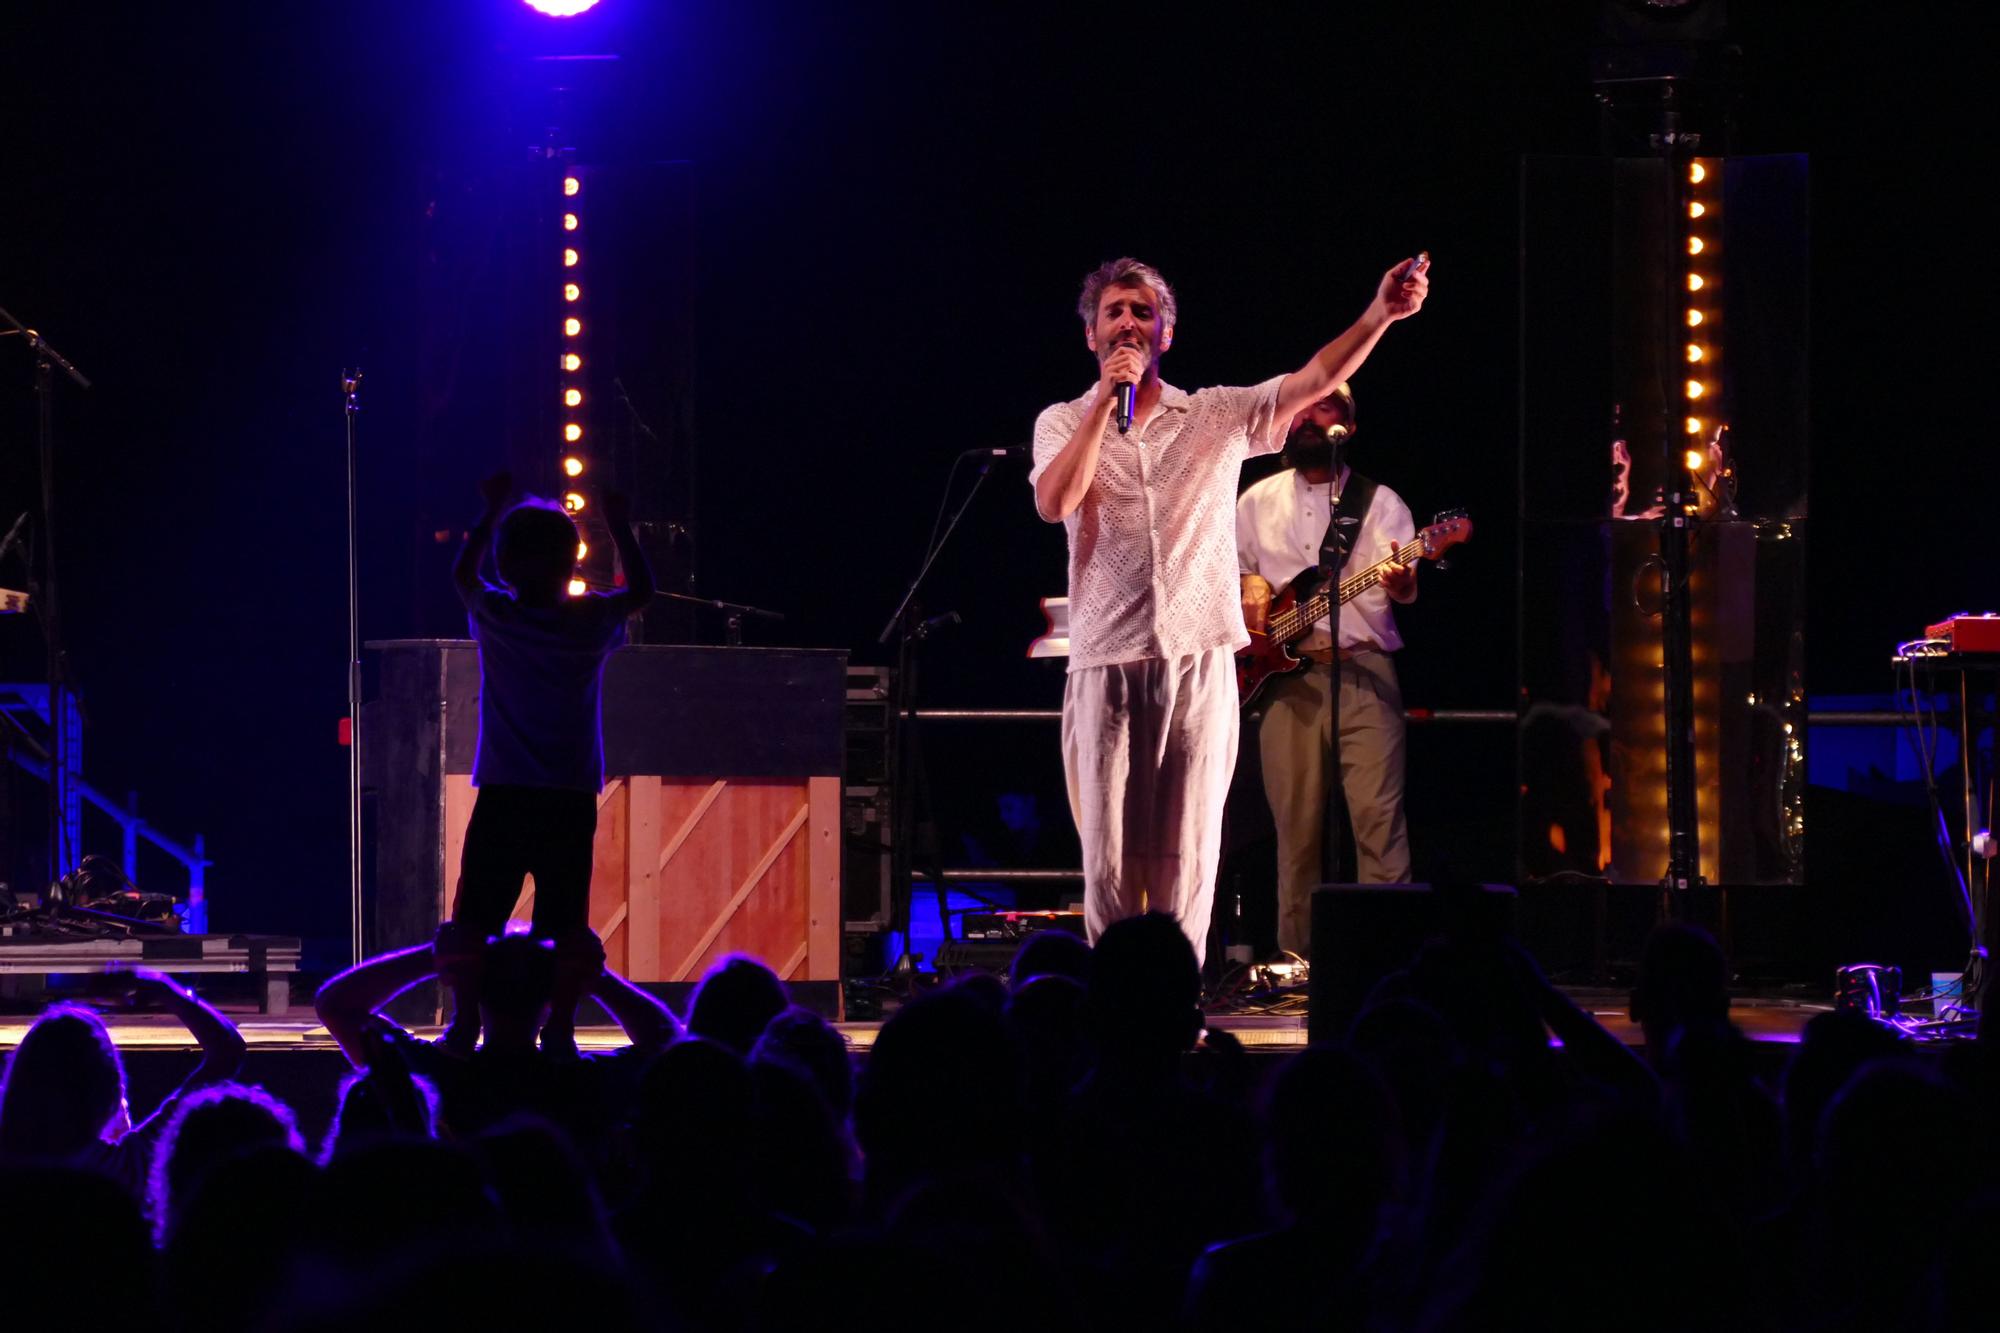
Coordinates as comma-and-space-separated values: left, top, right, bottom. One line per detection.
1, 905, 1986, 1333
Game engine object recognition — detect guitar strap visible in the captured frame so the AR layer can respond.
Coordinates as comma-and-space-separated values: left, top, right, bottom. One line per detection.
1317, 470, 1378, 581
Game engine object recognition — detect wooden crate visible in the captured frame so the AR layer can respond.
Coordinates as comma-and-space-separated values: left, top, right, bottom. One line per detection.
442, 773, 841, 983
372, 643, 850, 989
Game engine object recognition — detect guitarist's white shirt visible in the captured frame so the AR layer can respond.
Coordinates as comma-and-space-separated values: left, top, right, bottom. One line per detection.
1236, 465, 1414, 654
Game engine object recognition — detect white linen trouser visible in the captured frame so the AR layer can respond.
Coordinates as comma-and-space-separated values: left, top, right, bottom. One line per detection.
1061, 646, 1239, 966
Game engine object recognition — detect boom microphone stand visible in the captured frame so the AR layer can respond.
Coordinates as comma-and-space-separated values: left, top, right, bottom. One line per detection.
612, 378, 699, 642
876, 447, 1017, 973
654, 590, 783, 645
1, 304, 92, 890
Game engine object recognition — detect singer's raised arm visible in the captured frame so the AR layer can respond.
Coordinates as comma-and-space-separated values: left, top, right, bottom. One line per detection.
1274, 257, 1430, 425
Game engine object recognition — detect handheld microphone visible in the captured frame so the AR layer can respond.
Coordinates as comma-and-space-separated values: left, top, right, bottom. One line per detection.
1115, 381, 1137, 434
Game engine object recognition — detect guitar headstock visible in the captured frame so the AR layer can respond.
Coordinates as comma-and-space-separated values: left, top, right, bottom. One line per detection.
1416, 509, 1472, 561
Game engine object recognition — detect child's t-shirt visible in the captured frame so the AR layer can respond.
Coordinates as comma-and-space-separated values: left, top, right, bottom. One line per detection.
465, 585, 629, 791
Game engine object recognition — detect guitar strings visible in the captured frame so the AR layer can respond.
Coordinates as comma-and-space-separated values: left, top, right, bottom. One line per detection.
1264, 542, 1424, 641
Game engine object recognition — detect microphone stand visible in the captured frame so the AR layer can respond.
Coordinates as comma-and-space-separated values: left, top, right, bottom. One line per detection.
341, 369, 365, 965
616, 375, 771, 651
1, 304, 91, 891
653, 590, 783, 646
613, 379, 697, 618
875, 451, 1007, 976
1318, 435, 1356, 895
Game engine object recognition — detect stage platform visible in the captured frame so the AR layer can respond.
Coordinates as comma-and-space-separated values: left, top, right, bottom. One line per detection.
0, 989, 1833, 1055
0, 933, 301, 1013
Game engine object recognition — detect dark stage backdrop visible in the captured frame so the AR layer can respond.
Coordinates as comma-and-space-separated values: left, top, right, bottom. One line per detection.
0, 2, 1985, 953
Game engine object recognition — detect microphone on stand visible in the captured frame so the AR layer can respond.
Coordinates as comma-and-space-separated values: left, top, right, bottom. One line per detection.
1323, 423, 1355, 576
1328, 420, 1360, 472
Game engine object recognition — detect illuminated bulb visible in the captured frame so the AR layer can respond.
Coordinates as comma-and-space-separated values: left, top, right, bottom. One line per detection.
1686, 380, 1705, 399
564, 423, 583, 442
1684, 448, 1708, 472
567, 578, 587, 597
563, 492, 586, 513
1689, 202, 1706, 219
576, 540, 588, 560
1686, 416, 1704, 434
1687, 344, 1705, 363
564, 283, 580, 302
564, 176, 580, 197
1690, 162, 1707, 184
1687, 309, 1704, 327
563, 248, 578, 267
564, 317, 581, 337
564, 388, 582, 407
1687, 274, 1704, 292
562, 353, 582, 371
563, 213, 578, 231
563, 456, 584, 477
1688, 237, 1704, 255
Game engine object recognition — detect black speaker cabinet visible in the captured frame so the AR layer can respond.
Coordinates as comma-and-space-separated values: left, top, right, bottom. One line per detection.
1307, 882, 1517, 1043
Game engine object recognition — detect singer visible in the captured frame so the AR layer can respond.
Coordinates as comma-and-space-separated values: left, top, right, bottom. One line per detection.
1031, 255, 1429, 963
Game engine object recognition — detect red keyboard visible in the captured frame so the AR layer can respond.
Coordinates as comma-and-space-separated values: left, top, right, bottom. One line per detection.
1924, 614, 2000, 654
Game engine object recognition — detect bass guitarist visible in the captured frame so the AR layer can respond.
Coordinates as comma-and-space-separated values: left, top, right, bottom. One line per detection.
1236, 381, 1415, 959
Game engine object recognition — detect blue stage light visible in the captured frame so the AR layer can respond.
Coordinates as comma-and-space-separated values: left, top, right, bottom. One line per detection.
523, 0, 601, 17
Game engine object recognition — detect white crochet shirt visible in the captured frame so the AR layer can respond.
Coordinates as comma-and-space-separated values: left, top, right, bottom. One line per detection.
1030, 376, 1287, 671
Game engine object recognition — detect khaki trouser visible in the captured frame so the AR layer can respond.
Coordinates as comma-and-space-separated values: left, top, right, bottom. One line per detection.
1062, 646, 1239, 967
1257, 651, 1410, 957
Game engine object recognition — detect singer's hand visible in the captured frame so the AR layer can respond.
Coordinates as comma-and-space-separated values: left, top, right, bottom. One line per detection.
1097, 345, 1147, 403
1380, 542, 1417, 603
1373, 257, 1430, 322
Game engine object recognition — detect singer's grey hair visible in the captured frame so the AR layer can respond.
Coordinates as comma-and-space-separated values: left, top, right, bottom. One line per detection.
1077, 257, 1178, 332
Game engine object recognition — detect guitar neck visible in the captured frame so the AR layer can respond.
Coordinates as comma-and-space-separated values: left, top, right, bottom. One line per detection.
1286, 545, 1419, 630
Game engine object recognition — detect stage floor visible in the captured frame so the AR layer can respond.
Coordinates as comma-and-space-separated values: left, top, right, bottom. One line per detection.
0, 990, 1835, 1055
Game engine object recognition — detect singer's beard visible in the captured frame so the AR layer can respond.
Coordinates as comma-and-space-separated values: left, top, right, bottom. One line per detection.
1283, 423, 1340, 472
1103, 340, 1149, 371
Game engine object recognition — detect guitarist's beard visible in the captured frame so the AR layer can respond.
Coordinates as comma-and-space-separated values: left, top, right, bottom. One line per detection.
1282, 421, 1345, 473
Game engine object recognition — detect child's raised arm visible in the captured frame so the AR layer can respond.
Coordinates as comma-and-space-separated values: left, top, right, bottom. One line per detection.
601, 489, 657, 619
453, 471, 514, 606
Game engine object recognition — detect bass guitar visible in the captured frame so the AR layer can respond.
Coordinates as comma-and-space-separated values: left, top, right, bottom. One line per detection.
1236, 510, 1472, 708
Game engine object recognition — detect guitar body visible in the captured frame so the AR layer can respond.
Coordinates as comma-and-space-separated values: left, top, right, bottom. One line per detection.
1237, 573, 1323, 711
1234, 510, 1474, 710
